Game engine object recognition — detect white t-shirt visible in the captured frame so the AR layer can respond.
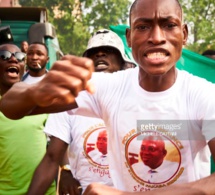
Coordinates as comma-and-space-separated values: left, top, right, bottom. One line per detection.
44, 113, 113, 193
22, 74, 46, 84
73, 67, 215, 192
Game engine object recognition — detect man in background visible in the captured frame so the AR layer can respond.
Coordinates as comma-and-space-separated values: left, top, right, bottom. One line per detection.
22, 42, 49, 84
20, 40, 28, 53
202, 49, 215, 60
0, 43, 55, 195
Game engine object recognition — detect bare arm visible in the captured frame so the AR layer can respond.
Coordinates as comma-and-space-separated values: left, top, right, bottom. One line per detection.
83, 182, 206, 195
59, 167, 82, 195
0, 55, 94, 119
27, 136, 68, 195
0, 81, 37, 119
187, 172, 215, 195
58, 148, 82, 195
83, 173, 215, 195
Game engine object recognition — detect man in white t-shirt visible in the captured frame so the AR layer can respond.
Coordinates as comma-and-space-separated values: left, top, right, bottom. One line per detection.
22, 42, 49, 84
32, 29, 135, 195
1, 0, 215, 195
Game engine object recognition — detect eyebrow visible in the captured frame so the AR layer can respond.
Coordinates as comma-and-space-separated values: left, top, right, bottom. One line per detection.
133, 16, 180, 23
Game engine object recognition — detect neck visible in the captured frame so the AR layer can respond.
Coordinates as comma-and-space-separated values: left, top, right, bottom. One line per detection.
138, 67, 177, 92
28, 68, 46, 77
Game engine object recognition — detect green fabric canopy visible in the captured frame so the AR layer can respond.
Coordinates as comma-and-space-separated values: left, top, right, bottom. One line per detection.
110, 24, 215, 173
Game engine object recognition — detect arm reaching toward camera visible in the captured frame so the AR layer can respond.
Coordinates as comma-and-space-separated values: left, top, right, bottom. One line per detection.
83, 173, 215, 195
0, 55, 94, 119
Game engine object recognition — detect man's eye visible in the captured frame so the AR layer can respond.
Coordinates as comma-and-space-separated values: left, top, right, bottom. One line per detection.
136, 25, 149, 30
166, 23, 177, 29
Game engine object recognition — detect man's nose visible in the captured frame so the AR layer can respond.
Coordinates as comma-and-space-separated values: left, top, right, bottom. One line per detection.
95, 50, 107, 57
148, 25, 166, 45
9, 54, 18, 62
31, 53, 38, 59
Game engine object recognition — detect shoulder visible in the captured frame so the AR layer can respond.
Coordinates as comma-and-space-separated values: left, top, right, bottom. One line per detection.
177, 69, 215, 93
178, 69, 214, 85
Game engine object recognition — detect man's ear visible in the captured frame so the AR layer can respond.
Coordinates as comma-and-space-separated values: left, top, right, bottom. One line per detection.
126, 28, 131, 48
182, 24, 188, 46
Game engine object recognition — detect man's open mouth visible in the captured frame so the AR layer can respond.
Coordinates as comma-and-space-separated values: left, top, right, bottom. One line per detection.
95, 60, 109, 70
6, 66, 19, 77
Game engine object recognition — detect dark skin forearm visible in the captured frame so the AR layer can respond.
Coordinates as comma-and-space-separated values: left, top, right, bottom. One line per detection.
27, 137, 68, 195
59, 169, 82, 195
0, 81, 78, 120
83, 182, 207, 195
0, 55, 94, 120
84, 173, 215, 195
84, 171, 215, 195
188, 172, 215, 195
58, 147, 83, 195
27, 155, 59, 195
0, 82, 37, 119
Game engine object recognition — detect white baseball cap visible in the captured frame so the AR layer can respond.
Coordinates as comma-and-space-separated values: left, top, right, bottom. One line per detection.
83, 29, 135, 66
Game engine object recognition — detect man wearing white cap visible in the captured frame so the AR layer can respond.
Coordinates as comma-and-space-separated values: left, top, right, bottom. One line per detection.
25, 29, 135, 195
83, 29, 136, 72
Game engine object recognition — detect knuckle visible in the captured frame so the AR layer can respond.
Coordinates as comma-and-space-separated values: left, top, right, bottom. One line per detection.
80, 69, 91, 80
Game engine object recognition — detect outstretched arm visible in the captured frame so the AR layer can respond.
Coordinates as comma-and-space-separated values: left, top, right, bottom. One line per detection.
0, 55, 94, 119
27, 136, 68, 195
83, 173, 215, 195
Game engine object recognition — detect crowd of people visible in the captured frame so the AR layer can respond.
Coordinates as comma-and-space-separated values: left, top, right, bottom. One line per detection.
0, 0, 215, 195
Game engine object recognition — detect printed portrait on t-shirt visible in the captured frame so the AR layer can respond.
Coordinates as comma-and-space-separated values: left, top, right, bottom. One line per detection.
125, 130, 181, 185
83, 127, 108, 168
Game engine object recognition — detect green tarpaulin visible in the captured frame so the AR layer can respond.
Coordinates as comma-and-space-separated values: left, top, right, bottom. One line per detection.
110, 24, 215, 174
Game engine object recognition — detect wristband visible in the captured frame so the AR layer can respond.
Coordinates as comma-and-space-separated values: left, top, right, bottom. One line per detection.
61, 164, 71, 171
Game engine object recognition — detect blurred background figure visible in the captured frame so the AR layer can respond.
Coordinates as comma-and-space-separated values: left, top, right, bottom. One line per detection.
20, 40, 29, 72
202, 49, 215, 60
20, 40, 28, 53
22, 42, 49, 84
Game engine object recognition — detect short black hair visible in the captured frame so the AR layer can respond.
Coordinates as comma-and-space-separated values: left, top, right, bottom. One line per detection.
129, 0, 182, 26
202, 50, 215, 56
29, 41, 48, 54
